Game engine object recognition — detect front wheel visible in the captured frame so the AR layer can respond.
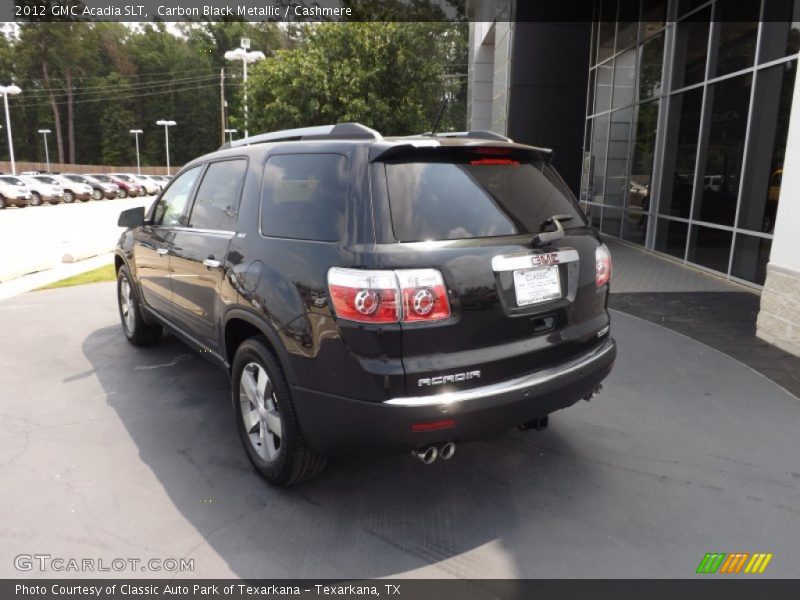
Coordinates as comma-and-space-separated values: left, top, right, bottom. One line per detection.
0, 196, 5, 209
232, 338, 326, 486
92, 188, 102, 201
30, 193, 42, 206
117, 189, 125, 199
63, 190, 75, 203
117, 266, 162, 346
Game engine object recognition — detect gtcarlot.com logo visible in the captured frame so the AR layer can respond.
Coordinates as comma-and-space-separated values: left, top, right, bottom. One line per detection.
14, 554, 194, 573
696, 552, 773, 574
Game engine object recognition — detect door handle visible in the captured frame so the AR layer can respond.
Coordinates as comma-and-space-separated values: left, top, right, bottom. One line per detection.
203, 257, 221, 268
156, 247, 169, 255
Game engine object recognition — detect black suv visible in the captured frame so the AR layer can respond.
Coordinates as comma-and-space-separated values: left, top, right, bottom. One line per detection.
115, 123, 616, 485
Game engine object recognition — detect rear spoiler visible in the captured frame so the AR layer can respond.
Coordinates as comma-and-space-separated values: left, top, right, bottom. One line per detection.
370, 142, 554, 163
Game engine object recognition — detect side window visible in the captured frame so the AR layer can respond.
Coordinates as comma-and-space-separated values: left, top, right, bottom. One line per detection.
187, 159, 247, 231
260, 154, 347, 242
152, 166, 202, 226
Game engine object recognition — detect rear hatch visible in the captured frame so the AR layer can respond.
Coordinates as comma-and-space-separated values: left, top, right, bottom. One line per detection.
370, 143, 610, 396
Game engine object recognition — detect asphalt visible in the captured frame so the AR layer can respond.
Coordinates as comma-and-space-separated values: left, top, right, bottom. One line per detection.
1, 283, 799, 578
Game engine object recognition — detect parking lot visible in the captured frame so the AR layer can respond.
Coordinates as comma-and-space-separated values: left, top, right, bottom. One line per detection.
1, 281, 798, 578
0, 196, 155, 283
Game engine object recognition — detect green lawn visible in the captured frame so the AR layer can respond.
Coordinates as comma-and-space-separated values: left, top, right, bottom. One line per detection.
36, 264, 117, 290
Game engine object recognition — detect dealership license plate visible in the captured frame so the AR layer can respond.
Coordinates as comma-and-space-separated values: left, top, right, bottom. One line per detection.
513, 266, 561, 306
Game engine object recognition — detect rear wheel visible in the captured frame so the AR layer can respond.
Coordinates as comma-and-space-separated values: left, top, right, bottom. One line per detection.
30, 193, 42, 206
92, 188, 102, 201
63, 190, 75, 203
232, 338, 326, 485
117, 189, 125, 199
127, 189, 138, 198
0, 196, 6, 209
116, 266, 162, 346
138, 187, 146, 197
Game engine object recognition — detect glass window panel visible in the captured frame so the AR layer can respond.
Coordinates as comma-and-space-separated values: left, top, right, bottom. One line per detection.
640, 0, 666, 40
595, 61, 614, 113
655, 218, 688, 259
687, 225, 733, 273
605, 107, 633, 207
738, 61, 797, 233
617, 0, 639, 51
598, 1, 617, 62
673, 11, 711, 89
714, 20, 758, 77
761, 1, 800, 62
590, 21, 599, 66
612, 48, 636, 108
697, 73, 752, 227
586, 203, 603, 230
601, 206, 623, 237
659, 87, 703, 219
677, 0, 708, 18
621, 210, 649, 245
637, 32, 664, 101
731, 235, 771, 285
587, 69, 596, 115
629, 100, 659, 211
590, 113, 610, 203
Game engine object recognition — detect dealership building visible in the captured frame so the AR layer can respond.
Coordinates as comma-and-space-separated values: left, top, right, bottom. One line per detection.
467, 0, 800, 357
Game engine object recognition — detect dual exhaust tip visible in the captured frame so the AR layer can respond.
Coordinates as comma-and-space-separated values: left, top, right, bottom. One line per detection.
412, 442, 455, 464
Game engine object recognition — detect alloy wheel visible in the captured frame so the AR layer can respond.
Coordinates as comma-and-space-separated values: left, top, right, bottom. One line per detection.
118, 277, 135, 334
239, 362, 283, 462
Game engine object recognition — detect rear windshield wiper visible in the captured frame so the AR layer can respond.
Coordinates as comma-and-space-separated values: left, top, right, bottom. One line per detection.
533, 214, 573, 247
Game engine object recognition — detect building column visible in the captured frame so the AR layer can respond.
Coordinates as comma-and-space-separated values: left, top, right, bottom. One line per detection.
757, 61, 800, 357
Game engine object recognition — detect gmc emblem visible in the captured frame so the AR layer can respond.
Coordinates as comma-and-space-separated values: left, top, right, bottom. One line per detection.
418, 371, 481, 387
530, 253, 560, 267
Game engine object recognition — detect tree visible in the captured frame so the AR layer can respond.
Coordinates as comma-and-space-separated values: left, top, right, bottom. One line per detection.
246, 22, 467, 136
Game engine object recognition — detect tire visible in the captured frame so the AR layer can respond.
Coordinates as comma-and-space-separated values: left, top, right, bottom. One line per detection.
116, 266, 162, 346
63, 190, 75, 203
117, 189, 125, 199
30, 193, 42, 207
138, 187, 146, 197
92, 188, 102, 201
232, 337, 326, 485
0, 196, 6, 209
128, 189, 138, 198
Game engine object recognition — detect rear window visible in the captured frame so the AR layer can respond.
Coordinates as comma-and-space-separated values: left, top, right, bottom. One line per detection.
384, 159, 586, 242
260, 154, 347, 242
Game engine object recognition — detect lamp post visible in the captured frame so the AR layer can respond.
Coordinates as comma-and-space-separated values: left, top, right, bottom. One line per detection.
224, 40, 265, 142
38, 128, 51, 173
224, 128, 237, 144
155, 120, 176, 175
0, 85, 22, 175
130, 129, 143, 175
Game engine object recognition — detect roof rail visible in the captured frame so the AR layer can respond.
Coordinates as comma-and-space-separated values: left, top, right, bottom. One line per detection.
221, 122, 382, 149
419, 130, 513, 143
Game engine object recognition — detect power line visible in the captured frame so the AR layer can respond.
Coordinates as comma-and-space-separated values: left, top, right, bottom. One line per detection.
21, 74, 221, 99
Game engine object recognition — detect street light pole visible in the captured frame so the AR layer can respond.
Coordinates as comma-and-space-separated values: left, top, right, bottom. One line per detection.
224, 40, 265, 143
0, 85, 22, 175
224, 128, 237, 144
130, 129, 143, 175
155, 120, 176, 175
38, 129, 51, 172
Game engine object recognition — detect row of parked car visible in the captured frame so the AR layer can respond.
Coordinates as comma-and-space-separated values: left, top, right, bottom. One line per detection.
0, 172, 173, 209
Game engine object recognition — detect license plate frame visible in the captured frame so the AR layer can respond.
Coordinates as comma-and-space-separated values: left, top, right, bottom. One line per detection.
513, 266, 562, 306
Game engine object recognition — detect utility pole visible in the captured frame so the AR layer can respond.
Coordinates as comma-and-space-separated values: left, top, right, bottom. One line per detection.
220, 67, 226, 146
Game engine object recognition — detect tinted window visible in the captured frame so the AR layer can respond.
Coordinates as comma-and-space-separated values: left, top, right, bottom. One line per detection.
188, 159, 247, 231
385, 159, 585, 242
65, 175, 84, 183
1, 177, 24, 185
153, 166, 201, 226
260, 154, 347, 241
35, 176, 58, 185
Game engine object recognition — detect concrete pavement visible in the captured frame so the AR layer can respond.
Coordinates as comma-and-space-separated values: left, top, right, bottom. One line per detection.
0, 283, 798, 578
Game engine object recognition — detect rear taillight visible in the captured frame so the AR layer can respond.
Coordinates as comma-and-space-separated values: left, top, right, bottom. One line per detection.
596, 244, 612, 288
328, 267, 450, 324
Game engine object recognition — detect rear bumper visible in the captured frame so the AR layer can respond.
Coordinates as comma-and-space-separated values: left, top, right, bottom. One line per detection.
292, 337, 616, 454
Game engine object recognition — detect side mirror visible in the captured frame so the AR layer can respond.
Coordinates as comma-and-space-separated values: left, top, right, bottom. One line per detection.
118, 206, 145, 228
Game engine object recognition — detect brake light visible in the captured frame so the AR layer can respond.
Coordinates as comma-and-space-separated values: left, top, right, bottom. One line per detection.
396, 269, 451, 322
328, 268, 450, 323
596, 244, 612, 288
328, 268, 399, 323
469, 158, 519, 165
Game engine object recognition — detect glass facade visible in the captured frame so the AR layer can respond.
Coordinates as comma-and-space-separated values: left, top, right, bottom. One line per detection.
581, 0, 800, 287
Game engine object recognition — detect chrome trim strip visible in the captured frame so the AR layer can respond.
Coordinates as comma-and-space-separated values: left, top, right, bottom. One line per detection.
491, 248, 580, 272
171, 226, 235, 236
384, 338, 615, 407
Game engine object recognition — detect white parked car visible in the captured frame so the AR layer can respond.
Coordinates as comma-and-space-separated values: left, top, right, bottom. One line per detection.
132, 174, 161, 196
20, 175, 65, 205
0, 175, 32, 209
50, 174, 93, 203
